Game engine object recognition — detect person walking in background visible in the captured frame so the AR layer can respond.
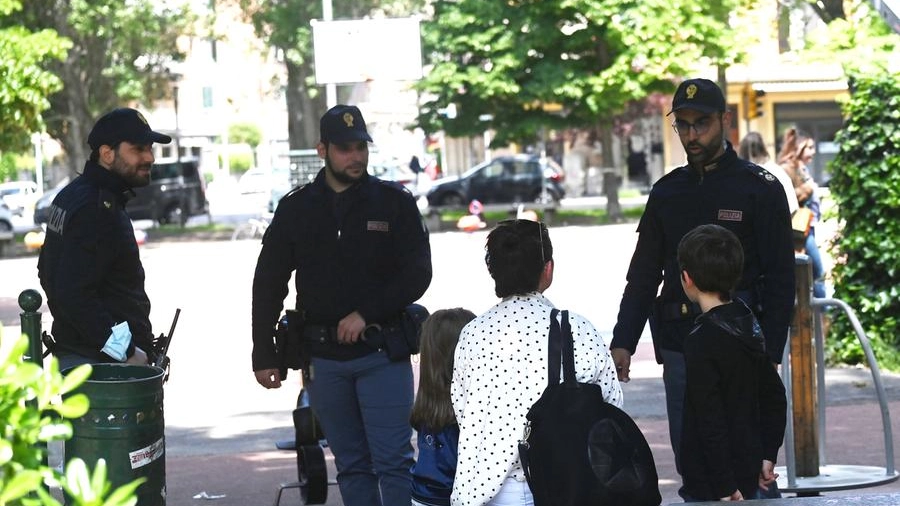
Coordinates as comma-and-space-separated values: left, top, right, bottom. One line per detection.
676, 224, 787, 502
38, 108, 171, 370
410, 308, 477, 506
609, 78, 794, 485
778, 127, 826, 298
738, 132, 799, 215
452, 219, 623, 506
251, 104, 433, 506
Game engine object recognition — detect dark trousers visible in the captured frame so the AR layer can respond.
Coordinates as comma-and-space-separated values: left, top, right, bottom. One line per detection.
305, 352, 415, 506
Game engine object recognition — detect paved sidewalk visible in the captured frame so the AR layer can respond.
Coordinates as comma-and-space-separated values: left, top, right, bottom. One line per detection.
163, 339, 900, 506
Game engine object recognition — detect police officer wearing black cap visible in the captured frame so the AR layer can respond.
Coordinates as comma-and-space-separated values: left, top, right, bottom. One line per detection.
609, 79, 794, 485
38, 108, 172, 369
251, 104, 432, 506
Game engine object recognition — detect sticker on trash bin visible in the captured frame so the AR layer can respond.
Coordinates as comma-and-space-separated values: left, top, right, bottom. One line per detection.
129, 437, 165, 469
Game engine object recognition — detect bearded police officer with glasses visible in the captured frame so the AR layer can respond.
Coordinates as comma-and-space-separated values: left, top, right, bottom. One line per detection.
609, 78, 794, 493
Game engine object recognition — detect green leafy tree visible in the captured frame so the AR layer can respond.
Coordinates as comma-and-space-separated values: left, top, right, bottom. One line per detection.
235, 0, 424, 149
0, 0, 68, 156
826, 69, 900, 370
802, 0, 897, 75
228, 122, 262, 168
0, 332, 143, 505
6, 0, 196, 175
415, 0, 748, 149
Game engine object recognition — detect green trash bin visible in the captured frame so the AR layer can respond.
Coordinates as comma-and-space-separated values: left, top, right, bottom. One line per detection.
65, 364, 166, 506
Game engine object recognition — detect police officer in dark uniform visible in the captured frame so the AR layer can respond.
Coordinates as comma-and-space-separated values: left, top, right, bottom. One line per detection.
251, 104, 432, 506
38, 108, 171, 370
609, 78, 794, 479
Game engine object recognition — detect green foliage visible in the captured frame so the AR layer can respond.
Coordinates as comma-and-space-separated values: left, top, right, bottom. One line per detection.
7, 0, 196, 174
826, 69, 900, 371
0, 151, 37, 182
803, 0, 897, 76
0, 0, 69, 153
416, 0, 747, 146
226, 153, 253, 174
228, 123, 263, 148
0, 330, 143, 505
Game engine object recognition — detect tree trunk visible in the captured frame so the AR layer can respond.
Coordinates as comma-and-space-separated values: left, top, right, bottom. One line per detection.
599, 124, 615, 168
285, 60, 325, 149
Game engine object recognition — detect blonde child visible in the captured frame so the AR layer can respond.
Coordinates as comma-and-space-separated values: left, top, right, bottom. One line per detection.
410, 308, 476, 506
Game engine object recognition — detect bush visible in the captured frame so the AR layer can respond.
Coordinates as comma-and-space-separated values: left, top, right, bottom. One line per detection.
826, 69, 900, 371
224, 153, 252, 175
0, 331, 143, 505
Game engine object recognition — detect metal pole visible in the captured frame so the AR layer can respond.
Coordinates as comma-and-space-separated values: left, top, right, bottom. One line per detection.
19, 288, 47, 486
19, 289, 43, 366
323, 0, 337, 107
174, 83, 182, 165
32, 133, 44, 197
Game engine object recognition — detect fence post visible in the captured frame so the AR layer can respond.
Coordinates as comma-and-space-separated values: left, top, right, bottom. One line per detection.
19, 289, 43, 366
792, 254, 820, 476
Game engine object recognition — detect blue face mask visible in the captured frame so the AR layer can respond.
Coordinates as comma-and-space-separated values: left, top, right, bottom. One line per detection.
101, 321, 133, 362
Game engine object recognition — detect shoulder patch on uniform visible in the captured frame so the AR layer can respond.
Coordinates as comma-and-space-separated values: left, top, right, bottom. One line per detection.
655, 166, 688, 185
97, 188, 120, 211
283, 183, 310, 200
747, 163, 778, 184
375, 178, 411, 195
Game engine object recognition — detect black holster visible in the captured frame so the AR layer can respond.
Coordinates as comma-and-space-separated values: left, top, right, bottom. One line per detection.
276, 309, 308, 380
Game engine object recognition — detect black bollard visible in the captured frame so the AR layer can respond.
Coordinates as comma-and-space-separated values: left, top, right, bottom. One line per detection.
19, 289, 44, 366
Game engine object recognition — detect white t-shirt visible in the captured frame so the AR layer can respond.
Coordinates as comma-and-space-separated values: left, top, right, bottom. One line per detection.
762, 161, 800, 214
450, 292, 623, 506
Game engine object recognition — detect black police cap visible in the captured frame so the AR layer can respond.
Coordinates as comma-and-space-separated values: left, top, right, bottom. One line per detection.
320, 104, 373, 144
87, 108, 172, 150
668, 78, 726, 116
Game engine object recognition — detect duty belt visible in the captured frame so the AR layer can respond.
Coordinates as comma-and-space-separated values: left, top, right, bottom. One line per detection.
302, 324, 337, 344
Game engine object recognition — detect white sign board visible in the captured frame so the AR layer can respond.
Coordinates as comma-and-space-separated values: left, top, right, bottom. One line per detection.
312, 17, 423, 85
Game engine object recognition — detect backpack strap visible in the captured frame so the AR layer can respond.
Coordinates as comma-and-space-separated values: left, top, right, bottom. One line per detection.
548, 309, 562, 387
560, 310, 578, 386
548, 309, 578, 387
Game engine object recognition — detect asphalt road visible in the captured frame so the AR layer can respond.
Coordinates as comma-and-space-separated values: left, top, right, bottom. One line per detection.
0, 220, 651, 448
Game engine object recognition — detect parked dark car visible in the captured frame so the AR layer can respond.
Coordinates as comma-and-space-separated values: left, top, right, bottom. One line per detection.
34, 158, 208, 226
128, 157, 208, 225
425, 155, 565, 208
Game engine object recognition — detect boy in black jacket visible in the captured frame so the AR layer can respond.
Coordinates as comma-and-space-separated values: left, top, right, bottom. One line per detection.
676, 224, 787, 501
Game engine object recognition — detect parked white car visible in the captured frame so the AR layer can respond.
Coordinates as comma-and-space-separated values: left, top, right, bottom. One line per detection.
0, 201, 12, 234
0, 181, 38, 216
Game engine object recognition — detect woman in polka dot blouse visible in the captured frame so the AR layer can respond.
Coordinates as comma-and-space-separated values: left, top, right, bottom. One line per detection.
450, 220, 623, 506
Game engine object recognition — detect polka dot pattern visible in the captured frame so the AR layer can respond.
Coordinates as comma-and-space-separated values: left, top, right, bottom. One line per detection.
449, 292, 623, 506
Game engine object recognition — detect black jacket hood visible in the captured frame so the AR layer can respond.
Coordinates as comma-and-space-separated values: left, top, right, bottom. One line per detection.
694, 300, 766, 353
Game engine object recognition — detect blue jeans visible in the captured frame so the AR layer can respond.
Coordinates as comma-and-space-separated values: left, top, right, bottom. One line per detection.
805, 230, 826, 298
660, 348, 686, 475
306, 352, 415, 506
485, 478, 534, 506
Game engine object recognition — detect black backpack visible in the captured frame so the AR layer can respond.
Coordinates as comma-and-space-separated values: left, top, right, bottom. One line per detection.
518, 309, 661, 506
